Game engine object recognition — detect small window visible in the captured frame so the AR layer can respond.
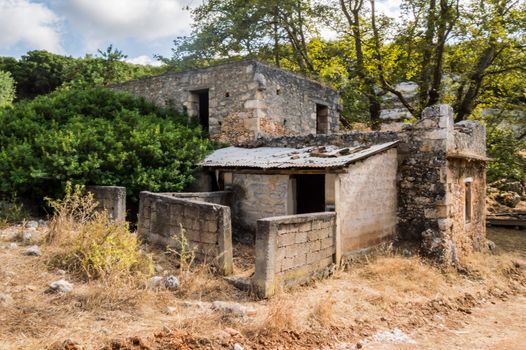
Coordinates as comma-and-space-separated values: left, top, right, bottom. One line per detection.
316, 104, 329, 134
464, 178, 473, 223
225, 92, 230, 98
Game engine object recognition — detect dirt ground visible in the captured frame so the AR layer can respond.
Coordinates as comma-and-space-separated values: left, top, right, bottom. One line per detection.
1, 225, 525, 350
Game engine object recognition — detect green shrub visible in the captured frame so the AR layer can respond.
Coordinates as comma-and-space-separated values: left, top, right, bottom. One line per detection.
0, 70, 15, 108
0, 87, 213, 203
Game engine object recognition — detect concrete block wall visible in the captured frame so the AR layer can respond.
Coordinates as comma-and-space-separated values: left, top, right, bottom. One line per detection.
86, 186, 126, 221
160, 191, 232, 207
336, 148, 398, 254
138, 191, 233, 275
253, 212, 336, 298
231, 174, 289, 237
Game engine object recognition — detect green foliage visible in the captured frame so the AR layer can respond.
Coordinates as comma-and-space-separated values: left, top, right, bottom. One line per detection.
46, 183, 154, 281
486, 126, 526, 183
0, 70, 15, 108
0, 88, 213, 203
0, 49, 165, 100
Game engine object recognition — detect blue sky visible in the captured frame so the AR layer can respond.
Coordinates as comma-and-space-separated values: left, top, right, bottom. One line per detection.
0, 0, 401, 66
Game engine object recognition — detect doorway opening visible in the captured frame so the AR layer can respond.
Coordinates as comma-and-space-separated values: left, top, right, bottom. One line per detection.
295, 174, 326, 214
316, 104, 329, 134
191, 89, 209, 132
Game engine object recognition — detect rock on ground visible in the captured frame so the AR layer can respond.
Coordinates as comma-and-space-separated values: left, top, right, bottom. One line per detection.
48, 279, 74, 293
211, 301, 255, 317
0, 292, 14, 306
147, 276, 163, 289
23, 245, 41, 256
25, 221, 39, 229
163, 275, 180, 290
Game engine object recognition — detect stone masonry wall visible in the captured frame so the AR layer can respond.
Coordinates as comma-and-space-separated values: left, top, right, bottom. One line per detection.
138, 191, 233, 275
231, 174, 289, 239
445, 159, 486, 261
396, 105, 487, 264
336, 149, 398, 254
254, 63, 340, 137
86, 186, 126, 221
113, 60, 339, 144
253, 212, 336, 298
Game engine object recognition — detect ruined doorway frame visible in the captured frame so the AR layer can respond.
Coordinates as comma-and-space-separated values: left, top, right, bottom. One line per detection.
316, 104, 329, 134
190, 89, 210, 132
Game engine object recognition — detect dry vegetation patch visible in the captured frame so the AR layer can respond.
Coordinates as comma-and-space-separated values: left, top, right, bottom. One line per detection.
1, 206, 525, 350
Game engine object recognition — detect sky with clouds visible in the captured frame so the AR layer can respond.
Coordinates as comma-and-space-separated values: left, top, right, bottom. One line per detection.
0, 0, 401, 66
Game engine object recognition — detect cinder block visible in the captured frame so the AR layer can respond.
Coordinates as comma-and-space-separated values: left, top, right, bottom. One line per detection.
295, 231, 308, 244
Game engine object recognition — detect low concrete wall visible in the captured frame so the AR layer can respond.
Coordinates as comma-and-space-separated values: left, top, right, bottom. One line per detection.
138, 191, 233, 275
253, 212, 336, 298
86, 186, 126, 221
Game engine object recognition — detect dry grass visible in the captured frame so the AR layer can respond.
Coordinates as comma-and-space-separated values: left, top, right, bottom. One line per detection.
45, 184, 153, 282
309, 295, 336, 327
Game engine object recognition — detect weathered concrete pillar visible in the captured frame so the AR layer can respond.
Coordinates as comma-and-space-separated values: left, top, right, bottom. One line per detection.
86, 186, 126, 221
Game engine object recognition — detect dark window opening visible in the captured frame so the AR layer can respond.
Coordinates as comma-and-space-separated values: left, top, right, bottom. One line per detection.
295, 174, 325, 214
276, 89, 281, 95
316, 104, 329, 134
191, 89, 209, 132
225, 92, 230, 98
465, 181, 472, 223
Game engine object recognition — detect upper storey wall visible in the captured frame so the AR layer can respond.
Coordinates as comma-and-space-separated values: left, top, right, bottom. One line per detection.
113, 60, 340, 144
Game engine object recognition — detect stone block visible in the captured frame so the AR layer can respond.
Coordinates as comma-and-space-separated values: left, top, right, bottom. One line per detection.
295, 231, 308, 244
277, 233, 295, 247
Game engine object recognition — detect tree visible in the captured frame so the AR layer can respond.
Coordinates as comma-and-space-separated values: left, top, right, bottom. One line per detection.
0, 70, 15, 108
160, 0, 325, 74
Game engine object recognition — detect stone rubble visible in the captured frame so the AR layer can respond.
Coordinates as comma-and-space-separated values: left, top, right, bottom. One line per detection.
23, 245, 41, 256
48, 279, 73, 293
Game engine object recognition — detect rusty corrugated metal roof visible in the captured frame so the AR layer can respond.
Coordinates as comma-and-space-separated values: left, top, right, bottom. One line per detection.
199, 141, 399, 169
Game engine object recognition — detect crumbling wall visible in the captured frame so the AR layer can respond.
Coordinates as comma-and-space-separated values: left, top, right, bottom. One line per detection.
138, 191, 233, 275
113, 60, 340, 144
253, 212, 336, 298
231, 174, 289, 238
446, 160, 486, 260
246, 131, 399, 148
336, 149, 398, 254
86, 186, 126, 221
255, 63, 340, 137
396, 105, 487, 264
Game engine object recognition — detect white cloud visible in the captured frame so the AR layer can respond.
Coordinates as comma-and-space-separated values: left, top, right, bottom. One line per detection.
0, 0, 64, 53
126, 55, 163, 66
56, 0, 192, 51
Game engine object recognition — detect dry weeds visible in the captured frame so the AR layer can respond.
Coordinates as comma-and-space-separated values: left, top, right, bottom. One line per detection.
1, 225, 525, 349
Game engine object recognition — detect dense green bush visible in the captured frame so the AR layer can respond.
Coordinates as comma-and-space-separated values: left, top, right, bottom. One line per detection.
0, 88, 213, 203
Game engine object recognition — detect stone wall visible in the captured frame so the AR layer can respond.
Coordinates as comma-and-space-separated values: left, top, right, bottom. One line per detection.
396, 105, 487, 264
138, 191, 233, 275
336, 149, 398, 254
86, 186, 126, 221
253, 212, 336, 298
231, 174, 289, 238
246, 131, 399, 148
113, 60, 340, 144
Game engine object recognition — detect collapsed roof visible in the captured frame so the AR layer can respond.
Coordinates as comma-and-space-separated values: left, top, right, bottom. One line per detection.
200, 141, 399, 170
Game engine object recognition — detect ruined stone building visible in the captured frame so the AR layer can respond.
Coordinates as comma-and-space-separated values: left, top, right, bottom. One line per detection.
113, 62, 488, 297
115, 60, 340, 144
